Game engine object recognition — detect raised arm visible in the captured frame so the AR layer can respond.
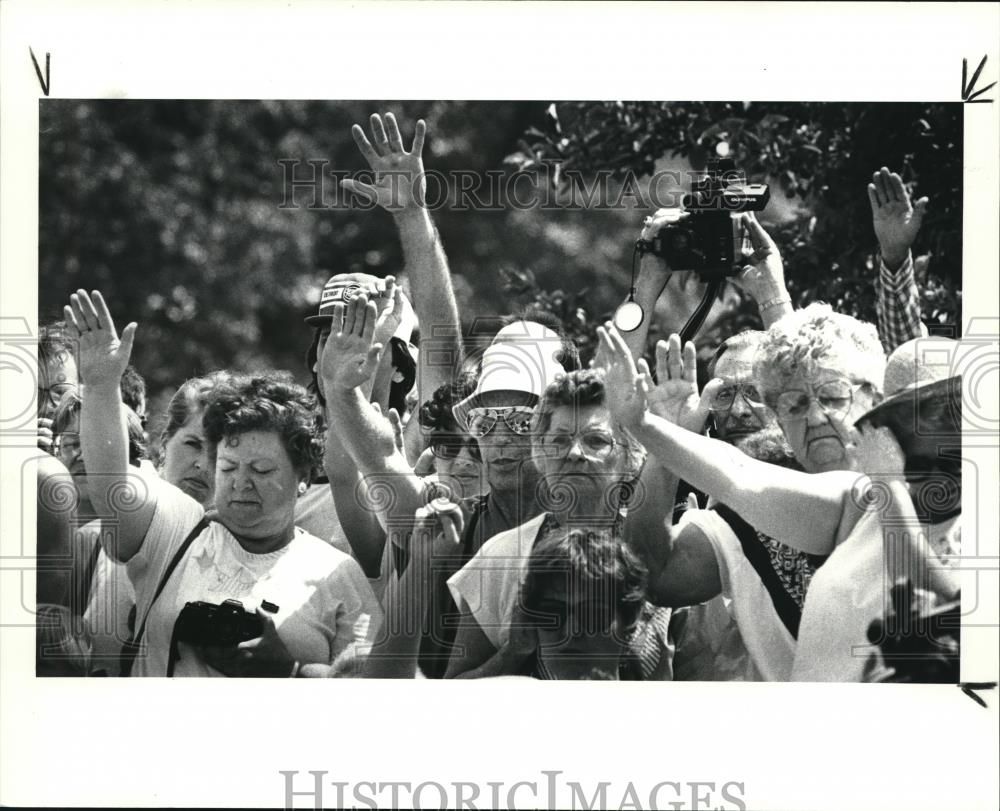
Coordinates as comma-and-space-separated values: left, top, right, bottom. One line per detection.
364, 501, 463, 678
735, 212, 793, 328
341, 113, 463, 464
868, 167, 928, 353
853, 423, 959, 600
319, 292, 425, 575
599, 323, 850, 556
64, 290, 155, 563
618, 334, 718, 571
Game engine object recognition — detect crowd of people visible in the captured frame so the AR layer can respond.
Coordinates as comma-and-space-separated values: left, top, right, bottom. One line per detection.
35, 113, 963, 681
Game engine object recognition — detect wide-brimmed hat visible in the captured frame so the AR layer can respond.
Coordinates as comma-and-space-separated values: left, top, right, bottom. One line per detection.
856, 337, 961, 440
304, 272, 416, 344
453, 320, 566, 430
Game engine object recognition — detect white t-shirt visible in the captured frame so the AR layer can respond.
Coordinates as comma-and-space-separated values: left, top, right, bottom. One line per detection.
292, 483, 352, 555
447, 513, 549, 649
678, 508, 797, 682
126, 477, 382, 677
793, 501, 961, 683
83, 544, 136, 677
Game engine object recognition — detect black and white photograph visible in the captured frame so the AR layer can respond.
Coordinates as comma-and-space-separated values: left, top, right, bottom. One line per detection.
1, 3, 998, 810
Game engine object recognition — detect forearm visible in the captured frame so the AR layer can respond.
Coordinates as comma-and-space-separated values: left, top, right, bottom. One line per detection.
323, 422, 387, 577
632, 413, 845, 555
363, 528, 428, 678
875, 252, 924, 354
79, 382, 152, 562
875, 478, 960, 599
326, 387, 425, 521
624, 457, 680, 574
621, 259, 669, 361
756, 287, 794, 329
395, 208, 462, 391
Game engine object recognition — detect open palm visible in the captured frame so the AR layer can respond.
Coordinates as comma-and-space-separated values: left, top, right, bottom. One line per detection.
868, 167, 928, 268
646, 335, 719, 433
341, 113, 427, 214
63, 289, 136, 389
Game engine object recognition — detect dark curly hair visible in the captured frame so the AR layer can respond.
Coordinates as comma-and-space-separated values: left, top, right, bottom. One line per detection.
202, 372, 323, 480
521, 527, 648, 637
418, 369, 479, 434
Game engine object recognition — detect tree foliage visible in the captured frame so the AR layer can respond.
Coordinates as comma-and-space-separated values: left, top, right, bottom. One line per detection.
508, 101, 963, 338
39, 100, 962, 428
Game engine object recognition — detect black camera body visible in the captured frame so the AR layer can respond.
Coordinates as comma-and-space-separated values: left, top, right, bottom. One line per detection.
641, 158, 770, 280
173, 599, 268, 647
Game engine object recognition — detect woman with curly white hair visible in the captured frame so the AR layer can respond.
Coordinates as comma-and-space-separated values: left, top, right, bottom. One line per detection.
598, 306, 959, 681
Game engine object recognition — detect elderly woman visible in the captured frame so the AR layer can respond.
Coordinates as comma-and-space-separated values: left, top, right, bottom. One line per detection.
64, 290, 381, 677
445, 368, 669, 679
598, 310, 958, 681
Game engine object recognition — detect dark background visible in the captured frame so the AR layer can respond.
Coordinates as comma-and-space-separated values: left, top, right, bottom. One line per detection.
39, 100, 962, 441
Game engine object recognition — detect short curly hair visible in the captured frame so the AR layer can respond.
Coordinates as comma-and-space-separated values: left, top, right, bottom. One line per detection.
202, 372, 323, 480
753, 303, 886, 406
418, 370, 479, 435
532, 368, 645, 474
521, 527, 648, 636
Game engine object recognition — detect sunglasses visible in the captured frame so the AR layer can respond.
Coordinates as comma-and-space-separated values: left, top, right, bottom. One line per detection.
466, 406, 536, 438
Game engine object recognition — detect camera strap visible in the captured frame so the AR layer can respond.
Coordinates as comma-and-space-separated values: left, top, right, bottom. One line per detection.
678, 277, 723, 345
120, 515, 212, 676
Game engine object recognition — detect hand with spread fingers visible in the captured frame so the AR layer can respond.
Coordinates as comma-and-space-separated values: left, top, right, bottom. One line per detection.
595, 323, 652, 432
340, 113, 428, 215
63, 289, 136, 390
868, 166, 928, 271
370, 275, 405, 350
318, 294, 384, 393
647, 334, 722, 433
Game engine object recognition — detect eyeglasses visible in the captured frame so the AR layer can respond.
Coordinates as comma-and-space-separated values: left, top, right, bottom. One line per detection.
774, 380, 866, 421
709, 383, 765, 413
55, 431, 81, 457
430, 434, 475, 460
546, 431, 620, 460
38, 383, 77, 412
466, 407, 535, 438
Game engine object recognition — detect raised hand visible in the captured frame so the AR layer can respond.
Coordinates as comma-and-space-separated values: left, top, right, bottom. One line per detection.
63, 290, 136, 390
370, 276, 405, 350
595, 323, 651, 431
735, 212, 787, 305
340, 113, 427, 215
318, 294, 384, 393
647, 334, 720, 433
868, 166, 928, 271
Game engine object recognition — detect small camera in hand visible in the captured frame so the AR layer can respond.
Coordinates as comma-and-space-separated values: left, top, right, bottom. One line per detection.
173, 598, 277, 647
639, 158, 770, 280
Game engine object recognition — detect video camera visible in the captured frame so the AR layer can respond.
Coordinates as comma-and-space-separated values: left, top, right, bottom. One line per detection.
638, 158, 771, 281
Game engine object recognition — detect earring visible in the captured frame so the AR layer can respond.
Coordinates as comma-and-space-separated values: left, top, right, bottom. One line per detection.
297, 482, 308, 496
